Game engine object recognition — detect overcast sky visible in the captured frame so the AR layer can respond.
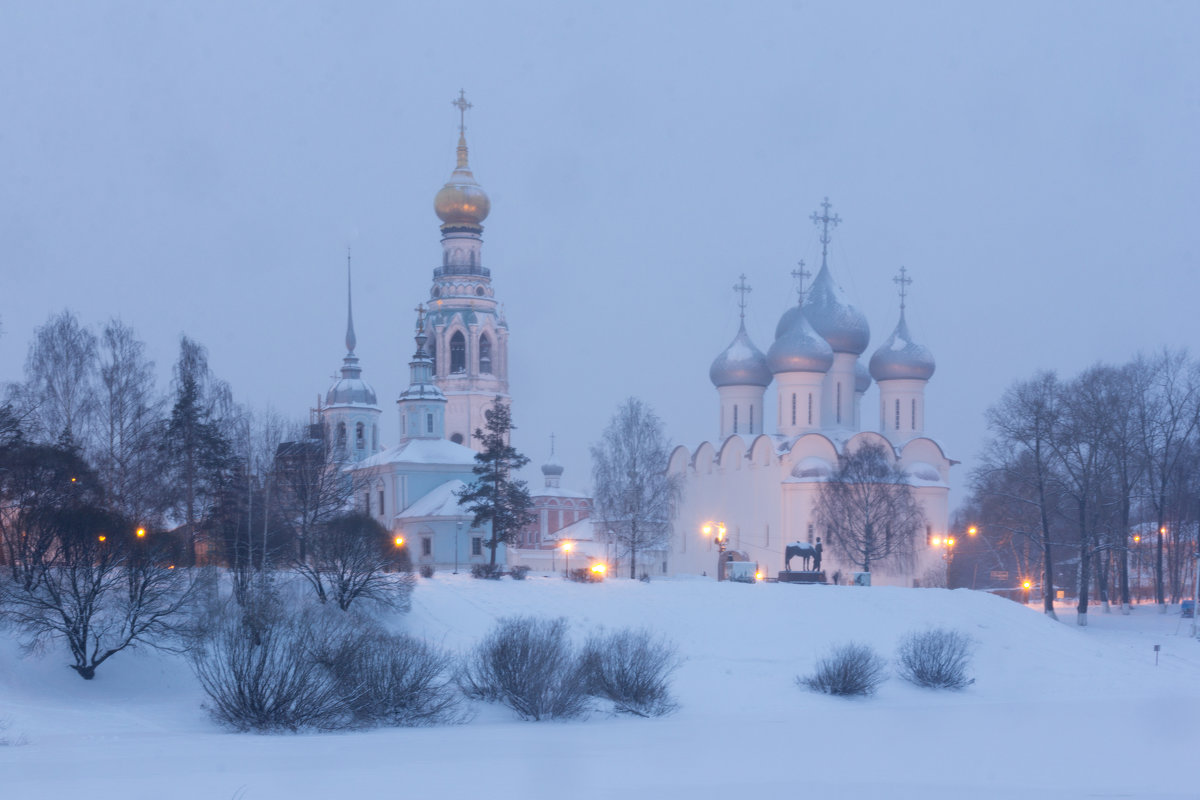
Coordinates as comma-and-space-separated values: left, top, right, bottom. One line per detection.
2, 1, 1197, 510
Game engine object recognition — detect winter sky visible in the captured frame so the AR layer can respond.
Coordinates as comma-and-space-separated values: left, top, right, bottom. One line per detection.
2, 1, 1197, 508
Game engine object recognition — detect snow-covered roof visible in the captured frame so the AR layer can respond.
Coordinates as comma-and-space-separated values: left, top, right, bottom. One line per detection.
395, 479, 470, 520
357, 437, 478, 469
532, 486, 592, 501
548, 515, 600, 542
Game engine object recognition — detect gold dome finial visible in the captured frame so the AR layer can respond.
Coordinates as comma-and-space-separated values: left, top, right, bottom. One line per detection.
435, 90, 490, 226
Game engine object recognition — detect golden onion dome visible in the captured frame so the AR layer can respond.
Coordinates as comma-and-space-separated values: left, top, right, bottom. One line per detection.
434, 134, 490, 226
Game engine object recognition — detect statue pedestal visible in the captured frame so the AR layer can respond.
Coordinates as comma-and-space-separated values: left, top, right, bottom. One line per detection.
777, 570, 826, 584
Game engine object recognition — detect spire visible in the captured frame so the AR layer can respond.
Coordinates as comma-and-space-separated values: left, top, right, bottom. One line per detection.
810, 197, 841, 269
345, 248, 357, 355
542, 432, 564, 485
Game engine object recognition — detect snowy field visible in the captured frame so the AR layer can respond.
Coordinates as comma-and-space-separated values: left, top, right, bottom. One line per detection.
2, 575, 1198, 800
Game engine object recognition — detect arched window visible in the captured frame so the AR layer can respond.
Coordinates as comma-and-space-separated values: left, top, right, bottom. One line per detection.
836, 383, 842, 424
336, 421, 347, 448
426, 413, 434, 434
372, 425, 378, 450
895, 399, 901, 430
355, 422, 365, 449
469, 249, 475, 266
807, 394, 813, 425
450, 331, 466, 374
912, 399, 917, 430
733, 405, 739, 434
749, 405, 754, 434
428, 335, 436, 366
479, 334, 492, 374
451, 432, 464, 445
791, 394, 797, 426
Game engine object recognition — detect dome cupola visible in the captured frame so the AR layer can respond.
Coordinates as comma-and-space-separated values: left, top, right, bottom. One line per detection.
434, 93, 490, 228
855, 359, 872, 393
802, 198, 870, 355
325, 258, 379, 409
710, 321, 772, 387
869, 311, 935, 381
766, 308, 834, 374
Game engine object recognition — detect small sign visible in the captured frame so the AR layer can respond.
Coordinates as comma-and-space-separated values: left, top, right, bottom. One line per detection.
990, 570, 1009, 580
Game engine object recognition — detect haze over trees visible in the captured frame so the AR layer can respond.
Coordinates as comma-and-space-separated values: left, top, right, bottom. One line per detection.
969, 351, 1200, 624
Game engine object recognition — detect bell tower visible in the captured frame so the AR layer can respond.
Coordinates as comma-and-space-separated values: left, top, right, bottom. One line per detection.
423, 90, 509, 450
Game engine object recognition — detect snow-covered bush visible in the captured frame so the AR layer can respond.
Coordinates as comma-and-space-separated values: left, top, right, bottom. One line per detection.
896, 628, 974, 689
579, 628, 680, 717
471, 563, 503, 580
509, 565, 530, 580
459, 616, 588, 720
419, 564, 436, 579
326, 630, 463, 726
798, 642, 887, 697
191, 603, 349, 731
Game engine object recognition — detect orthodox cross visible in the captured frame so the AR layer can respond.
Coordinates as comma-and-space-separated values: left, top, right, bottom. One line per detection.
733, 274, 752, 321
549, 432, 557, 457
452, 89, 472, 135
810, 197, 841, 266
415, 303, 426, 331
893, 266, 912, 312
790, 259, 811, 304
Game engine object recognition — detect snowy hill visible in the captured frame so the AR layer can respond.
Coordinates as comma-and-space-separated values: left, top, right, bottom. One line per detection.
2, 576, 1197, 799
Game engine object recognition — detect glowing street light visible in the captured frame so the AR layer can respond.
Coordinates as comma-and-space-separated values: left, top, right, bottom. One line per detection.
136, 528, 146, 539
98, 535, 107, 543
561, 540, 573, 577
394, 535, 406, 548
590, 562, 606, 578
967, 526, 978, 537
701, 521, 728, 580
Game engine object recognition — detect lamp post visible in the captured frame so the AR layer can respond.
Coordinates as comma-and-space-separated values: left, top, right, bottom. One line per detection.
562, 540, 573, 578
701, 522, 728, 581
455, 521, 462, 574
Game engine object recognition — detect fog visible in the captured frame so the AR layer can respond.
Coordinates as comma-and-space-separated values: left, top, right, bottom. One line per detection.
2, 1, 1197, 506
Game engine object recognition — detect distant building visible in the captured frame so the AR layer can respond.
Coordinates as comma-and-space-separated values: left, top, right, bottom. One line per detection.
666, 200, 954, 585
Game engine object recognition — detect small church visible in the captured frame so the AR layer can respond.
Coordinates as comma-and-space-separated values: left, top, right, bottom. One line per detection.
665, 200, 954, 586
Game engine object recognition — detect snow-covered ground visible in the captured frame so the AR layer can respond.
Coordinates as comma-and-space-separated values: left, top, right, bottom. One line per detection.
2, 575, 1197, 799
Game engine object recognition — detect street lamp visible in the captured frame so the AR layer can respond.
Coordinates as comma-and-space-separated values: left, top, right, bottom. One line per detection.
561, 540, 573, 578
455, 521, 462, 574
701, 521, 728, 581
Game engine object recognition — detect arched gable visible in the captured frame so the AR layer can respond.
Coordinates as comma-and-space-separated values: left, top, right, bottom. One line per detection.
748, 434, 775, 467
667, 444, 691, 475
787, 432, 840, 464
899, 436, 952, 466
843, 430, 896, 459
693, 442, 716, 475
718, 435, 746, 470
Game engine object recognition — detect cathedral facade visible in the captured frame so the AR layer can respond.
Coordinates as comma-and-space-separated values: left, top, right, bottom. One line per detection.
666, 201, 954, 586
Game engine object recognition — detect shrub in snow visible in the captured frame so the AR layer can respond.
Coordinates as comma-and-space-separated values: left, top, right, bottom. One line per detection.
798, 642, 887, 697
419, 565, 436, 579
471, 563, 503, 580
568, 566, 602, 583
191, 603, 349, 732
326, 630, 463, 726
579, 629, 680, 717
510, 565, 530, 580
459, 616, 588, 720
896, 628, 974, 689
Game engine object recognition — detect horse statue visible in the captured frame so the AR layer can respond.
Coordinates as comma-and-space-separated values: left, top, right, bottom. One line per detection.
784, 538, 823, 572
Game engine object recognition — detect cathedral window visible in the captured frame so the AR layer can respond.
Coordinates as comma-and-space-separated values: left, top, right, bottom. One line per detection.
356, 422, 365, 449
791, 394, 796, 426
836, 383, 842, 424
401, 414, 407, 435
807, 523, 814, 543
422, 537, 432, 556
372, 425, 378, 450
912, 399, 917, 430
895, 399, 901, 430
451, 433, 464, 445
475, 286, 485, 296
471, 537, 483, 556
378, 490, 385, 516
450, 331, 466, 373
749, 405, 754, 434
807, 394, 813, 425
733, 405, 738, 434
479, 334, 492, 374
427, 413, 434, 433
337, 422, 347, 449
363, 492, 370, 512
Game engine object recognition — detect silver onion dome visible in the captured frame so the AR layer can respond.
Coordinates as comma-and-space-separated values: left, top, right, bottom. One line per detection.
326, 357, 380, 407
710, 322, 772, 387
541, 458, 564, 478
804, 263, 870, 355
767, 308, 834, 374
855, 359, 872, 393
869, 313, 935, 381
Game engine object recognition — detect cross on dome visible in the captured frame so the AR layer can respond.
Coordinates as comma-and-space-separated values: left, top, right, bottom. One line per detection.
790, 259, 811, 304
893, 266, 912, 312
733, 274, 752, 321
452, 89, 472, 136
810, 197, 841, 267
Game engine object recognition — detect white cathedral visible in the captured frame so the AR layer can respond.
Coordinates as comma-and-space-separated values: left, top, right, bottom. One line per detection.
665, 201, 954, 586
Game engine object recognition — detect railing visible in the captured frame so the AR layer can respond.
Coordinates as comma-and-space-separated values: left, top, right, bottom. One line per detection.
433, 264, 490, 278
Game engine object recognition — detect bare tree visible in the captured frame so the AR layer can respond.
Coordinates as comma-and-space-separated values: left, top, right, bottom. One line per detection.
273, 419, 355, 563
293, 512, 413, 611
12, 310, 97, 446
979, 371, 1064, 618
92, 319, 171, 528
815, 440, 924, 575
0, 448, 196, 679
590, 398, 681, 579
1133, 350, 1200, 611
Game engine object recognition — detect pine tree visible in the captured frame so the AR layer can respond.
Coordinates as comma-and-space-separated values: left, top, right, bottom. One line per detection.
456, 400, 535, 567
